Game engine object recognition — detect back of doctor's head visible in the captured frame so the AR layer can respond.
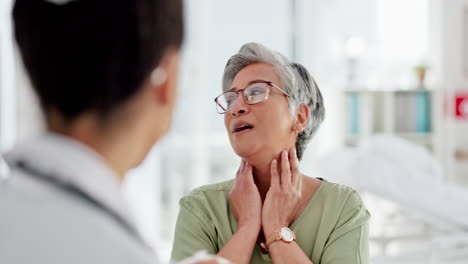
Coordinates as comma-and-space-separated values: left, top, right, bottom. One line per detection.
13, 0, 184, 122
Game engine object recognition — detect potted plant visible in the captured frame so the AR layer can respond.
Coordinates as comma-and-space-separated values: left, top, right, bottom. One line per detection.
414, 64, 429, 88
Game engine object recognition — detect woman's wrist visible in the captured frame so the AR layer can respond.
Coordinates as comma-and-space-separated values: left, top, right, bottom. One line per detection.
233, 223, 261, 245
262, 222, 288, 236
237, 219, 262, 233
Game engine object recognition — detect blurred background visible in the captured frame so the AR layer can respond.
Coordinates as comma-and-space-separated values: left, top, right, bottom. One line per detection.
1, 0, 468, 263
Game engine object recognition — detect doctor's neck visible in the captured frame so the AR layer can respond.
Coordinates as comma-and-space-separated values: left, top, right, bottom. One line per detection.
47, 109, 157, 183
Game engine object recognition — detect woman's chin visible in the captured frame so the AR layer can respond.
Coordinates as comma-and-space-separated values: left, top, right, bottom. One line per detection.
232, 144, 258, 160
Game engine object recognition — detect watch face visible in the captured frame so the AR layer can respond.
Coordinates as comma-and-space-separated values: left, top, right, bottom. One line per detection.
280, 227, 294, 242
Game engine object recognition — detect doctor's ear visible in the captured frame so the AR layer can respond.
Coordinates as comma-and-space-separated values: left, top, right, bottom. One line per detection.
294, 104, 310, 133
149, 49, 180, 105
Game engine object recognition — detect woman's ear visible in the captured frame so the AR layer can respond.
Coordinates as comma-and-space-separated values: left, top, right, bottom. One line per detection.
295, 104, 310, 133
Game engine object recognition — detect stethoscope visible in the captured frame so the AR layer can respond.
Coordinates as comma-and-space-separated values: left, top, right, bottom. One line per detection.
8, 160, 150, 250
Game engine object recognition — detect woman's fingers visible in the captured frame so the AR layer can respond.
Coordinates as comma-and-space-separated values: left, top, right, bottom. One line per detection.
289, 148, 297, 186
270, 159, 280, 187
229, 160, 262, 229
281, 150, 291, 187
245, 162, 255, 184
236, 160, 256, 187
290, 147, 300, 188
235, 160, 246, 185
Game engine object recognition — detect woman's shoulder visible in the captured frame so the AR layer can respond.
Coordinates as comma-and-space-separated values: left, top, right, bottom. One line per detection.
315, 178, 368, 215
190, 179, 235, 194
178, 179, 234, 213
320, 178, 362, 200
318, 179, 370, 223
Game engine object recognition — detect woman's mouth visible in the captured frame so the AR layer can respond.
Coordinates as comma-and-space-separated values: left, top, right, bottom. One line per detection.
232, 121, 255, 135
233, 125, 254, 135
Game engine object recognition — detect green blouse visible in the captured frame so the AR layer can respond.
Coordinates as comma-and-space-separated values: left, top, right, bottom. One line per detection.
171, 179, 370, 264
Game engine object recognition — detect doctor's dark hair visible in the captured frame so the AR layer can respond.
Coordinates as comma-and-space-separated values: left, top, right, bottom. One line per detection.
222, 43, 325, 160
13, 0, 184, 121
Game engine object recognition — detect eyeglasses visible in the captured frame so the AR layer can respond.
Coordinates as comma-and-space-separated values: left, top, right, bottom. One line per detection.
214, 80, 290, 114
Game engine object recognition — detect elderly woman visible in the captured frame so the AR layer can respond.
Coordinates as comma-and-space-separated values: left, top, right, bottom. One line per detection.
171, 43, 370, 264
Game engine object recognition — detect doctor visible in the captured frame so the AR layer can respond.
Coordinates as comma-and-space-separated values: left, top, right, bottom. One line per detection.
0, 0, 183, 263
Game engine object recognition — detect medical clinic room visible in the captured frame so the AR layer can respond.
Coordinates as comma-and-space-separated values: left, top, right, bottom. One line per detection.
0, 0, 468, 263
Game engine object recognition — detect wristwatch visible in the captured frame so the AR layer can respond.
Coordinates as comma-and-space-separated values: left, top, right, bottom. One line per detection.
266, 227, 296, 248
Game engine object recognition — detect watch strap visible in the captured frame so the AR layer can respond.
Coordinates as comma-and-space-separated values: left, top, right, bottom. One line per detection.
266, 230, 282, 247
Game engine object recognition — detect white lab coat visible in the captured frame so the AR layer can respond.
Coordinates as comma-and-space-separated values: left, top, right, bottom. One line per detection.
0, 133, 158, 263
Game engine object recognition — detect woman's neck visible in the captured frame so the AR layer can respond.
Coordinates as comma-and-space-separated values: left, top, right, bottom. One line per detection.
248, 143, 304, 200
248, 149, 285, 200
252, 164, 271, 201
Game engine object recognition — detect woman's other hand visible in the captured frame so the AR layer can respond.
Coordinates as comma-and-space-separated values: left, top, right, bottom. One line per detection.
228, 160, 262, 231
262, 147, 303, 235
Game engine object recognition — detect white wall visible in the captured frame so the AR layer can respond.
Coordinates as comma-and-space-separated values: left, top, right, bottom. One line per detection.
434, 0, 468, 183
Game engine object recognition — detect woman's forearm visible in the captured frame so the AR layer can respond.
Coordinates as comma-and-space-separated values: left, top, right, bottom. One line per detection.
268, 241, 313, 264
217, 224, 260, 264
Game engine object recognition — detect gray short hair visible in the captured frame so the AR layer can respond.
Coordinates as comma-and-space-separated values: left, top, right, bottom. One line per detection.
222, 42, 325, 160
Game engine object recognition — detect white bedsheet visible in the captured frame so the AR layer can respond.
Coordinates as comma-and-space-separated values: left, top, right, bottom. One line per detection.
318, 135, 468, 229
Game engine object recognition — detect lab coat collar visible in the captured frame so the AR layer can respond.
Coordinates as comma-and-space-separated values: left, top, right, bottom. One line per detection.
3, 132, 141, 241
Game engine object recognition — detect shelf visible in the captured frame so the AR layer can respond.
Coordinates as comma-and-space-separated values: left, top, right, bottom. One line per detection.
345, 92, 433, 136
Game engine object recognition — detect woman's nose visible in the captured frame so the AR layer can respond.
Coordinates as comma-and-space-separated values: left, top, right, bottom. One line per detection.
230, 96, 249, 117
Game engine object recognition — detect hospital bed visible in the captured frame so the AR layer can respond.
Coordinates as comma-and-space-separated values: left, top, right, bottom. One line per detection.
317, 135, 468, 264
